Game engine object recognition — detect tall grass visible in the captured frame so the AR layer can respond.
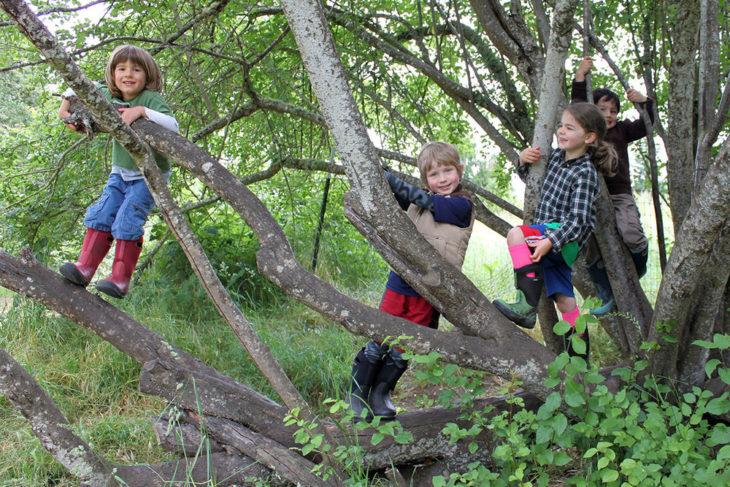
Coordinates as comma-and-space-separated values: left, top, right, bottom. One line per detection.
0, 191, 672, 485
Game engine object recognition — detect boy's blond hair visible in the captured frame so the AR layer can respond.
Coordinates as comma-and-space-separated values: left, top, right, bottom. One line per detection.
105, 44, 163, 99
416, 141, 463, 186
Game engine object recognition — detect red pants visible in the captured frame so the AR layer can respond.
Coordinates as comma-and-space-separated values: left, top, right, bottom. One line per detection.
380, 289, 437, 329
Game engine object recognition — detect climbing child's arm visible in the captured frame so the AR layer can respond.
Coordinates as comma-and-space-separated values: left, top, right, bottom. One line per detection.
384, 169, 434, 211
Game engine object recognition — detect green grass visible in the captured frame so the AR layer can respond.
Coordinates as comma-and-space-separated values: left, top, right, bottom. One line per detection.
0, 266, 366, 485
0, 196, 672, 485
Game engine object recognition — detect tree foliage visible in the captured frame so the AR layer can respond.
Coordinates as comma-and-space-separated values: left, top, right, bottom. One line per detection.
1, 0, 730, 484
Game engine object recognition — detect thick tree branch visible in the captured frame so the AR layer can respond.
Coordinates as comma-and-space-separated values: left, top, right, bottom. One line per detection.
649, 136, 730, 378
0, 345, 116, 485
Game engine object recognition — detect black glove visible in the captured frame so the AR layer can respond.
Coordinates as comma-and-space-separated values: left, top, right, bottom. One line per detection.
384, 169, 434, 211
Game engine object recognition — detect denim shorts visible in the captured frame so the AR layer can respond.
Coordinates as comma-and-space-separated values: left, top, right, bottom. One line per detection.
84, 173, 155, 240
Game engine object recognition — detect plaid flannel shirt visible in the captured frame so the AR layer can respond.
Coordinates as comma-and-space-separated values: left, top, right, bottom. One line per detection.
518, 149, 599, 251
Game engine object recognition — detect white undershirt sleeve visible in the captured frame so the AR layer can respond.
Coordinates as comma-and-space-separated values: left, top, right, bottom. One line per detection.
144, 108, 179, 133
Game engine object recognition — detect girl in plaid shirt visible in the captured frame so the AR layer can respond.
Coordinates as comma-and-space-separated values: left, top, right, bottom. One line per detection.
494, 102, 617, 359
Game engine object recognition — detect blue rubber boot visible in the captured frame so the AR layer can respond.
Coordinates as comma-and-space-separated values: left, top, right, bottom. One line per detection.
585, 259, 615, 315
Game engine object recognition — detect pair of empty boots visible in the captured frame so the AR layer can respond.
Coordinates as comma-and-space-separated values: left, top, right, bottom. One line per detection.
347, 343, 408, 422
59, 227, 143, 299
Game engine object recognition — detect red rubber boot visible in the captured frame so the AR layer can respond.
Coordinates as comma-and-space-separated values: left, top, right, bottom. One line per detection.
59, 228, 114, 287
96, 237, 143, 299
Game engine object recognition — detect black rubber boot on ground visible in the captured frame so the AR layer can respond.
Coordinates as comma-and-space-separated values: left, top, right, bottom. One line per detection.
368, 349, 408, 420
346, 347, 384, 421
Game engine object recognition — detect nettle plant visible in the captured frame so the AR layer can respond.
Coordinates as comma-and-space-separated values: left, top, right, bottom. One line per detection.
285, 323, 730, 486
436, 319, 730, 486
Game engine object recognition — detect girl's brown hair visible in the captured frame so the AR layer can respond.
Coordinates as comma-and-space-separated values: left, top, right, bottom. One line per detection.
104, 44, 163, 99
564, 102, 618, 177
416, 141, 463, 186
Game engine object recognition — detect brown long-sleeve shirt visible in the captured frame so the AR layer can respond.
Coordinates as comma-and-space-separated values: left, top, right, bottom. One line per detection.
571, 80, 655, 195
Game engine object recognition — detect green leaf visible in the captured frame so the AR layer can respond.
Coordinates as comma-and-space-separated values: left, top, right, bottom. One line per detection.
611, 367, 632, 381
371, 432, 384, 445
310, 434, 323, 448
552, 414, 568, 436
536, 425, 553, 444
570, 335, 586, 355
717, 445, 730, 461
707, 424, 730, 447
547, 353, 570, 377
554, 450, 572, 466
584, 369, 606, 384
719, 367, 730, 385
620, 458, 637, 470
535, 448, 553, 465
394, 430, 414, 444
302, 442, 315, 456
565, 379, 586, 407
705, 359, 721, 378
706, 395, 730, 415
600, 468, 619, 482
713, 334, 730, 349
680, 402, 692, 417
537, 391, 562, 420
554, 320, 571, 335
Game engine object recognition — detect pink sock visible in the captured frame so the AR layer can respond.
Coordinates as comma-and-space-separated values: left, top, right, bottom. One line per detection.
562, 307, 582, 336
509, 243, 534, 277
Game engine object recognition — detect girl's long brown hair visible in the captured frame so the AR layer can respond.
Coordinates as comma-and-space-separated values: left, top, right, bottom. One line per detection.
565, 102, 618, 177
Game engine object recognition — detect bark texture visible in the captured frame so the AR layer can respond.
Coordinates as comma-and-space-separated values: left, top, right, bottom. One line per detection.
649, 138, 730, 380
665, 0, 700, 227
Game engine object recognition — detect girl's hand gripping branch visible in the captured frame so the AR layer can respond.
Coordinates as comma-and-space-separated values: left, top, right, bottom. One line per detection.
117, 105, 147, 126
519, 147, 542, 166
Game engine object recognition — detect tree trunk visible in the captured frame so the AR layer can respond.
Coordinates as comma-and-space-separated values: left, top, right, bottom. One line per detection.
649, 138, 730, 380
665, 0, 700, 228
694, 0, 720, 192
522, 0, 580, 221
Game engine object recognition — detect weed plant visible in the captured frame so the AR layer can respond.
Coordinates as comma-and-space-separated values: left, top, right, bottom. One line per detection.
0, 191, 684, 486
284, 326, 730, 486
